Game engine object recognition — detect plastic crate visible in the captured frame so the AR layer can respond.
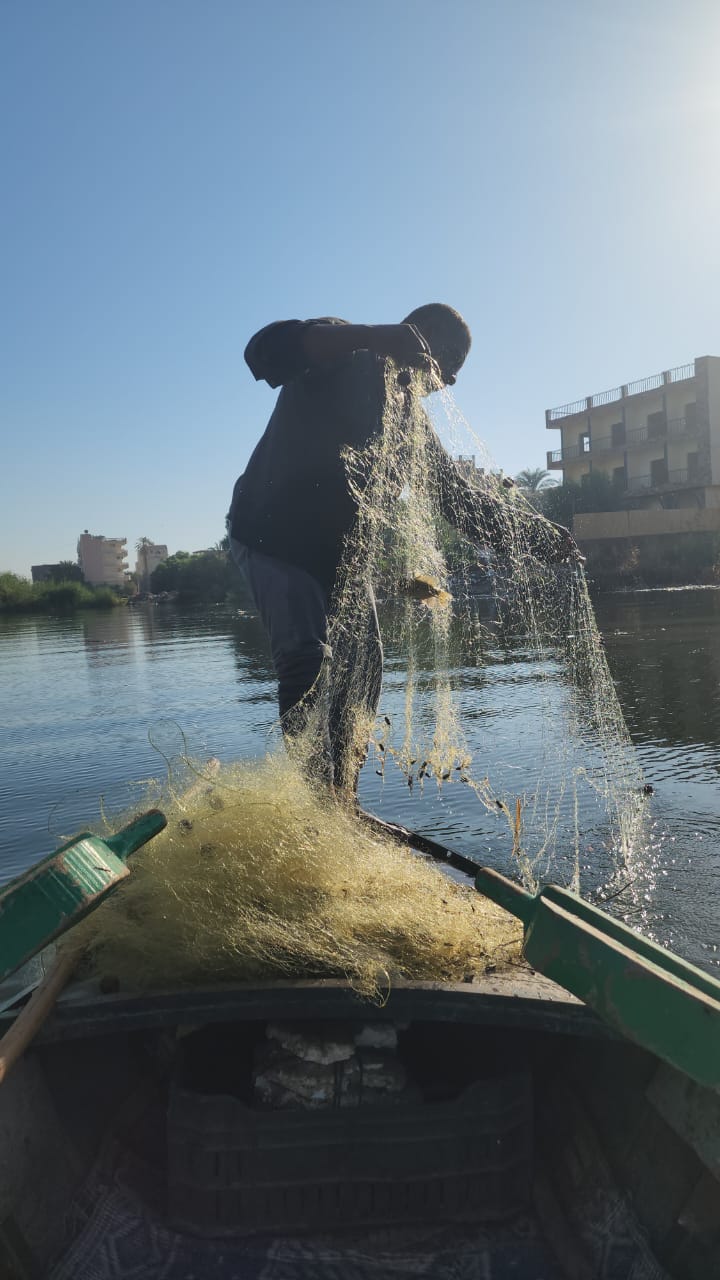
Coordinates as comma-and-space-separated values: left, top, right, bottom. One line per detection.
167, 1071, 533, 1236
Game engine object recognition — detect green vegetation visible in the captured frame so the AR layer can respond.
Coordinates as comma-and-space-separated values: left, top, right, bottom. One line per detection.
514, 467, 557, 492
151, 548, 246, 604
0, 572, 123, 614
135, 536, 152, 591
46, 561, 84, 583
540, 473, 620, 526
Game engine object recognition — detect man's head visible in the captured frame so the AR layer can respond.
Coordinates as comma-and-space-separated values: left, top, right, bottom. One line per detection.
402, 303, 472, 387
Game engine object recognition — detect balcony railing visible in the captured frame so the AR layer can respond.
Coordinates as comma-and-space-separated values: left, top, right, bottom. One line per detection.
667, 415, 700, 438
550, 410, 705, 467
627, 425, 648, 445
591, 434, 624, 454
547, 361, 696, 423
625, 469, 702, 492
548, 444, 582, 463
625, 372, 663, 397
547, 397, 588, 421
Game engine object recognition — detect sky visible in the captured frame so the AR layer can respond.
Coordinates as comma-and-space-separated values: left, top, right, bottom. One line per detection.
3, 0, 720, 577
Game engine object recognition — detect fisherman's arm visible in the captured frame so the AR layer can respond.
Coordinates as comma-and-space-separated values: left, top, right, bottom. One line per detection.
245, 319, 437, 388
428, 432, 579, 565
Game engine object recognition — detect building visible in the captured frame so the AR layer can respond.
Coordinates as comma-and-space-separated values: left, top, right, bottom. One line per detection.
31, 564, 61, 584
546, 357, 720, 546
455, 454, 484, 485
77, 531, 129, 587
135, 542, 169, 585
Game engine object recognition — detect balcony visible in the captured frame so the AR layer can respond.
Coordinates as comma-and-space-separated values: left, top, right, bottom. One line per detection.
667, 416, 698, 439
546, 361, 695, 425
547, 444, 582, 467
590, 434, 625, 455
625, 469, 701, 493
546, 412, 701, 470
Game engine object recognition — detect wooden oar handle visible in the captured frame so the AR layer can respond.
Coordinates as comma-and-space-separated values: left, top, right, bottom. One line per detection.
0, 949, 79, 1085
357, 810, 536, 923
357, 810, 481, 879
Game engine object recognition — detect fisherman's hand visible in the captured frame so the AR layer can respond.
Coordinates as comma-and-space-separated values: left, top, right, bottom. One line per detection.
368, 324, 441, 381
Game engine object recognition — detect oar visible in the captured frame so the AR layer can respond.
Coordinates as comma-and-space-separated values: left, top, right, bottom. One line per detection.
0, 947, 80, 1084
0, 809, 167, 984
358, 811, 482, 877
360, 811, 720, 1089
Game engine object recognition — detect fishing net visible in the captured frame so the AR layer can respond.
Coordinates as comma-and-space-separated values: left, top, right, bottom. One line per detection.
73, 754, 521, 999
291, 365, 648, 900
72, 365, 649, 995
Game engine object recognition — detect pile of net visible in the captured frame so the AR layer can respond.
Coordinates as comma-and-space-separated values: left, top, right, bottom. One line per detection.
72, 755, 521, 1001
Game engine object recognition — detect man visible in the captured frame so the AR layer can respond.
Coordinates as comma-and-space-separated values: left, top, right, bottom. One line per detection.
229, 305, 575, 790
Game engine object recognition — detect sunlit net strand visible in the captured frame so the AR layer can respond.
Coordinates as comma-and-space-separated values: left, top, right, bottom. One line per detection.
72, 753, 522, 998
301, 366, 647, 896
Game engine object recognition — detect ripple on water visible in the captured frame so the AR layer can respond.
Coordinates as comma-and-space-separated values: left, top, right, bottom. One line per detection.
2, 596, 720, 973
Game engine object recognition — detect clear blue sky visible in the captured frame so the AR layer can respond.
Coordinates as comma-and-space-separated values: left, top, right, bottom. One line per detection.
3, 0, 720, 576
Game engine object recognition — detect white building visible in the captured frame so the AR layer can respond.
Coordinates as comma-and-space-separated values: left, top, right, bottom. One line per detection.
545, 356, 720, 542
135, 542, 168, 585
77, 532, 129, 587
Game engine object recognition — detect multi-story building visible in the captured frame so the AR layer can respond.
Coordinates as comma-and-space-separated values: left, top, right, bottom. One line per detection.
545, 356, 720, 543
77, 531, 129, 587
135, 542, 168, 585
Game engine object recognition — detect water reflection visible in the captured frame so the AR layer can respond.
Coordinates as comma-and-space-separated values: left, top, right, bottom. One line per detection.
597, 591, 720, 754
81, 607, 134, 663
0, 590, 718, 971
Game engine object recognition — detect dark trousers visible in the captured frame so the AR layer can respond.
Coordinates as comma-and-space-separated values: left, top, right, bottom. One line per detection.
231, 541, 382, 790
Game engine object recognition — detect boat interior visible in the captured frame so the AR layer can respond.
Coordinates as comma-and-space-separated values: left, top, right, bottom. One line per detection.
0, 973, 718, 1280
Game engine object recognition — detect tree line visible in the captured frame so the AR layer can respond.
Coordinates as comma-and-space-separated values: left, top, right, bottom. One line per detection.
3, 468, 659, 616
0, 572, 122, 613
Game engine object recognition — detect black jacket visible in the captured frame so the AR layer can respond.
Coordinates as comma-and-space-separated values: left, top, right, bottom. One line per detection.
230, 319, 561, 595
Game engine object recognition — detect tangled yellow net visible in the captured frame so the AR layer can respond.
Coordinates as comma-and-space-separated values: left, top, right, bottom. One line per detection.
73, 755, 521, 1001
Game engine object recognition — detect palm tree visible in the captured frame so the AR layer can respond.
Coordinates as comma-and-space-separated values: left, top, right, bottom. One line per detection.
135, 537, 153, 591
514, 468, 557, 492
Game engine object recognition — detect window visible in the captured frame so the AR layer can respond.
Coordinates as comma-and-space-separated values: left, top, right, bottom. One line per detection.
650, 458, 668, 486
685, 402, 697, 431
647, 411, 666, 439
579, 432, 590, 453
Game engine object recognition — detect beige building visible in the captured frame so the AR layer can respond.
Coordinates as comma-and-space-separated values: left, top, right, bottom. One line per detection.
77, 531, 129, 587
546, 356, 720, 541
135, 541, 168, 584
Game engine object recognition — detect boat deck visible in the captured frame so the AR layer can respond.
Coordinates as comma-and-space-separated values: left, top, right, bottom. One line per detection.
0, 965, 610, 1044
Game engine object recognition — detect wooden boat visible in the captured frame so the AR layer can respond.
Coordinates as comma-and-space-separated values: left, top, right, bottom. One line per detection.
0, 963, 718, 1279
2, 804, 719, 1279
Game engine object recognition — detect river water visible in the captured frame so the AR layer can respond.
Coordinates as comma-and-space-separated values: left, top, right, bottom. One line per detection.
1, 588, 719, 972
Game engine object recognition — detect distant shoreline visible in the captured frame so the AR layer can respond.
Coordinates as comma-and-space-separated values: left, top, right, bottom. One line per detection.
0, 573, 126, 615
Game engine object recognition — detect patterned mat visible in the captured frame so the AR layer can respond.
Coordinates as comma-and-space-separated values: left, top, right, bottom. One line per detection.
50, 1166, 562, 1280
49, 1142, 670, 1280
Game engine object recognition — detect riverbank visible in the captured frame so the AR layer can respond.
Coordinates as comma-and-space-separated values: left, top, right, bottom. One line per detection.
579, 530, 720, 591
0, 573, 125, 614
